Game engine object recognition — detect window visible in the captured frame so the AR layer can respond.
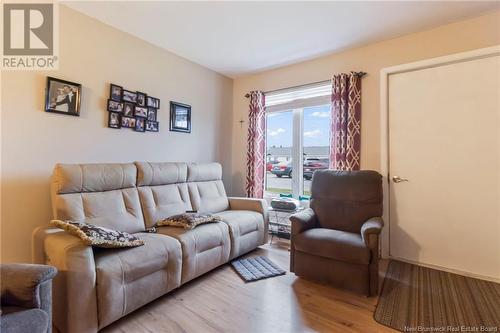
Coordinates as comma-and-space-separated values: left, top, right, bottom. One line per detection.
265, 82, 331, 198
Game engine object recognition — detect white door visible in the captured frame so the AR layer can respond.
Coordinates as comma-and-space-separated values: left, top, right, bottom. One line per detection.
388, 52, 500, 280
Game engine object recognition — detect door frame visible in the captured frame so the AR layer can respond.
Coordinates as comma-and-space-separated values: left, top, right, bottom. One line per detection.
379, 45, 500, 266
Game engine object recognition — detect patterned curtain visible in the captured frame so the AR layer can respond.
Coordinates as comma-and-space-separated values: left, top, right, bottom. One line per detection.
329, 72, 364, 170
245, 91, 266, 198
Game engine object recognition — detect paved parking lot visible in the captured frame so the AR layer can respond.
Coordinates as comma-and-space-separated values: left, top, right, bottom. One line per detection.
266, 172, 312, 195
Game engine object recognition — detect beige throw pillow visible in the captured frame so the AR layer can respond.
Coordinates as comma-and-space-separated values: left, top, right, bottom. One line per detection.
158, 213, 222, 230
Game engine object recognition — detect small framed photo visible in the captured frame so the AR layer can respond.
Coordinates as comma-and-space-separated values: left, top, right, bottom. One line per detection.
108, 112, 121, 129
147, 96, 160, 108
147, 108, 157, 121
123, 90, 137, 103
45, 77, 82, 116
136, 92, 147, 107
123, 102, 135, 117
135, 106, 148, 118
135, 117, 146, 132
107, 99, 123, 113
121, 116, 136, 128
110, 84, 122, 102
170, 101, 191, 133
146, 121, 159, 132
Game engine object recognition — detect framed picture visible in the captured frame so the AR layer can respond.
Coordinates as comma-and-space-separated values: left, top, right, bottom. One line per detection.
108, 112, 121, 129
107, 99, 123, 113
170, 101, 191, 133
147, 96, 160, 108
135, 106, 148, 118
146, 121, 159, 132
123, 90, 137, 103
123, 102, 135, 117
136, 92, 146, 107
45, 77, 82, 116
147, 108, 157, 121
110, 84, 122, 102
121, 116, 136, 128
135, 117, 146, 132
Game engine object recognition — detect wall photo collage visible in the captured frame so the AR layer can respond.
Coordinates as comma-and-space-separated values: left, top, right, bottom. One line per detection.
107, 84, 160, 132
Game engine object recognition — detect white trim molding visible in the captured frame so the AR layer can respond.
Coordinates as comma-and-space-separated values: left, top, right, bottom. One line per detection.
379, 45, 500, 273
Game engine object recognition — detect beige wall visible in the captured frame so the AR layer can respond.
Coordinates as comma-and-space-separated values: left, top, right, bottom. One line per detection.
230, 10, 500, 196
0, 5, 233, 263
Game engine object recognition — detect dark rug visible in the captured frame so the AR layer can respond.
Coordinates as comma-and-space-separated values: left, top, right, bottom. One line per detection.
374, 260, 500, 332
231, 256, 286, 282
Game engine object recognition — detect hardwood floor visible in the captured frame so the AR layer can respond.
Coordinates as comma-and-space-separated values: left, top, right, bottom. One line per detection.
103, 240, 394, 333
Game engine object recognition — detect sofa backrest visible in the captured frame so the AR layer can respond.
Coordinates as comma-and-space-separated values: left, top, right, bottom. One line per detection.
51, 163, 146, 233
310, 170, 383, 233
186, 163, 229, 214
135, 162, 193, 229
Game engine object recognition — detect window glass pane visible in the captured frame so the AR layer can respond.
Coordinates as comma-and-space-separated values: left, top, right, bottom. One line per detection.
302, 104, 331, 195
265, 110, 293, 197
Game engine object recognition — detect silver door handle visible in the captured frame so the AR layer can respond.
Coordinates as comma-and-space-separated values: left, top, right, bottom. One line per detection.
392, 176, 409, 183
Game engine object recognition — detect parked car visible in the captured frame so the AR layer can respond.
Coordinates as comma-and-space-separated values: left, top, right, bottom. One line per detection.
271, 163, 292, 178
266, 160, 280, 171
303, 159, 329, 180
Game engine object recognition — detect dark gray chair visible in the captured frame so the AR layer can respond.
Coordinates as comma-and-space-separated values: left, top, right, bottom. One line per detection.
1, 264, 57, 333
290, 170, 383, 296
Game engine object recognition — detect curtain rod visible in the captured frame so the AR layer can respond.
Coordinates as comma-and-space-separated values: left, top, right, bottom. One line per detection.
244, 72, 367, 98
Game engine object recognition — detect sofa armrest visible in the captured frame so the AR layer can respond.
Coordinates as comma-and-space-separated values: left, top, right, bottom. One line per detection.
0, 263, 57, 309
228, 197, 269, 243
33, 227, 99, 333
361, 217, 384, 248
290, 208, 317, 236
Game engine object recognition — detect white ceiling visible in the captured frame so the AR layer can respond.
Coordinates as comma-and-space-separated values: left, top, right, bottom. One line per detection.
64, 1, 499, 78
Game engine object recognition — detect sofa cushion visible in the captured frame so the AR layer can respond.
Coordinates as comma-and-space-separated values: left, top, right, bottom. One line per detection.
157, 223, 230, 284
187, 163, 229, 213
94, 233, 182, 329
293, 228, 371, 265
137, 183, 192, 228
158, 213, 222, 230
135, 162, 188, 186
50, 220, 144, 248
0, 308, 49, 333
215, 210, 265, 259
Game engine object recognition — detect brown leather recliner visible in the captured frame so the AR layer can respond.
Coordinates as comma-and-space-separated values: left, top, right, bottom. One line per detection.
290, 170, 383, 296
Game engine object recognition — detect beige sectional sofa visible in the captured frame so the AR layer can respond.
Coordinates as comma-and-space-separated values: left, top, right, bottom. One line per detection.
32, 162, 268, 333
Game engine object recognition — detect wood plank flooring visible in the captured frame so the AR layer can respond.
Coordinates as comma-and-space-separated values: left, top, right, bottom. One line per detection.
102, 240, 394, 333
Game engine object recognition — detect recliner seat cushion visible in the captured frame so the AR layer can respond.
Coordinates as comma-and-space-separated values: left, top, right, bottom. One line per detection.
293, 228, 370, 265
215, 210, 265, 259
0, 308, 49, 333
94, 233, 182, 329
157, 223, 230, 284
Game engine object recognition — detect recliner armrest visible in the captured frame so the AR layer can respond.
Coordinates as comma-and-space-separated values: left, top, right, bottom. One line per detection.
0, 264, 57, 309
361, 217, 384, 247
290, 208, 317, 236
228, 197, 268, 220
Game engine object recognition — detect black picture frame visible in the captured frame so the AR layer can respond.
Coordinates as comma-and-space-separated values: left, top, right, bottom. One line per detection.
147, 108, 157, 121
122, 90, 137, 103
134, 106, 148, 118
108, 112, 121, 129
121, 116, 136, 128
135, 117, 146, 132
123, 102, 135, 117
136, 91, 147, 107
146, 121, 159, 132
170, 101, 191, 133
45, 77, 82, 116
107, 99, 123, 113
110, 84, 122, 102
147, 96, 160, 108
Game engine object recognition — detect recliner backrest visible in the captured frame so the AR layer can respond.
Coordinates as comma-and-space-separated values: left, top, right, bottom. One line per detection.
135, 162, 192, 228
186, 163, 229, 214
51, 163, 146, 233
310, 170, 382, 233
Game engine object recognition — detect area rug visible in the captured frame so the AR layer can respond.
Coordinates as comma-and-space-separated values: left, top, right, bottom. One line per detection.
374, 260, 500, 332
231, 256, 286, 282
